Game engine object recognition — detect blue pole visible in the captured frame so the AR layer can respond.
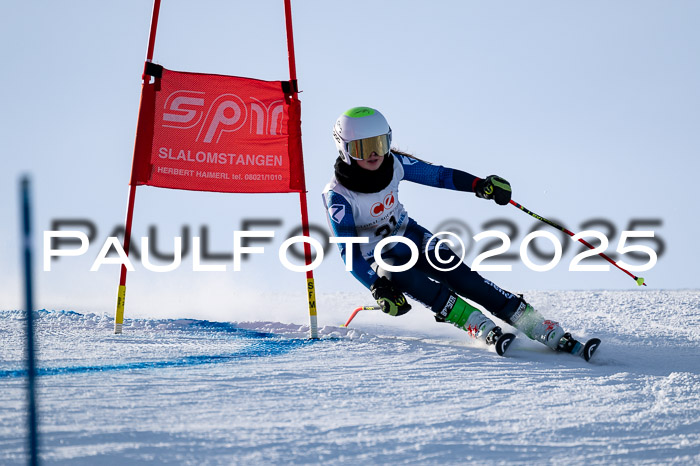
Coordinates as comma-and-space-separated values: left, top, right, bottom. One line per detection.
20, 176, 39, 466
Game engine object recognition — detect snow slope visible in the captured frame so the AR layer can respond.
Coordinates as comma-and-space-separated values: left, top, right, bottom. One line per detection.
1, 290, 699, 465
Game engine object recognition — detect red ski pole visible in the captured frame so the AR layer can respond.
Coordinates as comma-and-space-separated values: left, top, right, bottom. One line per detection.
341, 306, 381, 328
509, 200, 647, 286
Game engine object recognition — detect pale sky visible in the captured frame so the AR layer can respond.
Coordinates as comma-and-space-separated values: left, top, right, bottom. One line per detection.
2, 1, 698, 321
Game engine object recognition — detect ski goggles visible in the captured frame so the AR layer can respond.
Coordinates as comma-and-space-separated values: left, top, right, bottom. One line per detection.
346, 133, 391, 160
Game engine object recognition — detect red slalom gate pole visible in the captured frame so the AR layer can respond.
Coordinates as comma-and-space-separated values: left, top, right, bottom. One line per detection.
509, 199, 647, 286
114, 0, 162, 334
284, 0, 318, 339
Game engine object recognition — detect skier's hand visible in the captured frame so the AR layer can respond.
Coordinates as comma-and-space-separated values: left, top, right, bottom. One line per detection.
475, 175, 512, 206
370, 277, 412, 316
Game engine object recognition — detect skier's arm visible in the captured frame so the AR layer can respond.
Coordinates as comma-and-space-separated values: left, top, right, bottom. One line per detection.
395, 153, 512, 205
394, 152, 479, 192
323, 191, 378, 289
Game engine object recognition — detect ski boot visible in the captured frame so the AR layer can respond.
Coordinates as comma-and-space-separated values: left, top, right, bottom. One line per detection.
439, 294, 515, 356
509, 300, 600, 361
557, 333, 601, 362
485, 326, 516, 357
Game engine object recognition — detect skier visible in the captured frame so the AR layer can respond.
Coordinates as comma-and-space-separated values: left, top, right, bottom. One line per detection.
322, 106, 599, 360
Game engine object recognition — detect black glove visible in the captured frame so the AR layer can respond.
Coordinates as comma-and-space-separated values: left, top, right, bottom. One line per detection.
475, 175, 512, 206
370, 276, 412, 316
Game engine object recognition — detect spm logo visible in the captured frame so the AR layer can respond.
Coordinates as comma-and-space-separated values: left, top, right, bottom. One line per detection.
161, 90, 284, 143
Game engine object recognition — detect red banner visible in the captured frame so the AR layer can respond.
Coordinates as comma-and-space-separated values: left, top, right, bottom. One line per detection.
131, 66, 305, 193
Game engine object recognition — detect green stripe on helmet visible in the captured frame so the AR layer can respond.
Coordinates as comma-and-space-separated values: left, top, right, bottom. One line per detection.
344, 107, 376, 118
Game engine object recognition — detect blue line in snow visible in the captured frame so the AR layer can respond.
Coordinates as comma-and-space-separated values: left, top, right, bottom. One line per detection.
0, 316, 315, 379
1, 340, 311, 379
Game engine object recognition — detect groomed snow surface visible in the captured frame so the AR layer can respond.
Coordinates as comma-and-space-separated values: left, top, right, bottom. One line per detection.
1, 290, 699, 465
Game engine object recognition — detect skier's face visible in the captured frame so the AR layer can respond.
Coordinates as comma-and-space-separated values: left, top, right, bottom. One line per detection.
356, 152, 384, 171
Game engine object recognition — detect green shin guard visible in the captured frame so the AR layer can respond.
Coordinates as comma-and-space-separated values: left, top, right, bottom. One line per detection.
509, 301, 566, 350
443, 296, 481, 328
508, 302, 541, 339
443, 296, 497, 340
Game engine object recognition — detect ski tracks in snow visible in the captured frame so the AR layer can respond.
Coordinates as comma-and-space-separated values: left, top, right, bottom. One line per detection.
1, 290, 699, 464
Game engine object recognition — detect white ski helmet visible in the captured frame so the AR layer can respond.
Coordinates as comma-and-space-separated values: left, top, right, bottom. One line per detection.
333, 107, 392, 164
